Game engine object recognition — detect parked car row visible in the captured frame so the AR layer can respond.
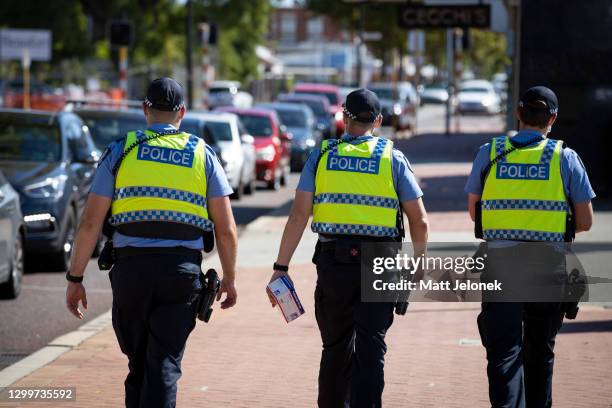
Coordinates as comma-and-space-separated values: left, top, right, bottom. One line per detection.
0, 108, 100, 297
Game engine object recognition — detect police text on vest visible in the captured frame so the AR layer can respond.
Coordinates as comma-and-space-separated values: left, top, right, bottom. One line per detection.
327, 156, 380, 174
138, 145, 194, 168
496, 163, 549, 180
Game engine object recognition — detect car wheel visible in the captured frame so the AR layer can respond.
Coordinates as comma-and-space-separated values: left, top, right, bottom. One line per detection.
244, 176, 255, 195
267, 174, 280, 190
230, 178, 243, 200
0, 230, 24, 299
53, 209, 76, 271
280, 165, 289, 187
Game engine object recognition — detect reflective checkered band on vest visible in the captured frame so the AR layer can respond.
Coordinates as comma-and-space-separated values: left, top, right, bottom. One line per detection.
313, 193, 398, 209
311, 222, 398, 237
482, 229, 565, 242
481, 199, 567, 212
495, 136, 556, 164
494, 136, 506, 159
539, 139, 557, 165
114, 186, 207, 207
110, 210, 213, 231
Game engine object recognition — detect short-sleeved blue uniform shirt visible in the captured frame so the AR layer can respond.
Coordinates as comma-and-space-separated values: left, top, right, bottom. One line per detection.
297, 134, 423, 225
90, 123, 233, 249
464, 129, 596, 203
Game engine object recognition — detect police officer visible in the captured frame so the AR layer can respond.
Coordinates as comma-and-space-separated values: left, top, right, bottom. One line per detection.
65, 78, 238, 408
465, 86, 595, 408
267, 89, 429, 407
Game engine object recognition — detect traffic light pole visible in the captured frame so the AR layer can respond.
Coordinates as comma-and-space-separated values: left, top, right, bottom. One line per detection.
185, 0, 194, 109
445, 28, 454, 136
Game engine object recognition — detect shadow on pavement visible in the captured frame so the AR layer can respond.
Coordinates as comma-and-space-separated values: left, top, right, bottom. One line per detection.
419, 174, 469, 212
560, 319, 612, 334
394, 132, 494, 164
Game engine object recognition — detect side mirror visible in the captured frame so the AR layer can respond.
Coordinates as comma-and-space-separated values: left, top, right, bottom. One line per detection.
240, 134, 254, 145
77, 150, 99, 164
280, 132, 293, 141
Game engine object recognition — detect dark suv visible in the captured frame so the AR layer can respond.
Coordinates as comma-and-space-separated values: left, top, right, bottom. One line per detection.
0, 109, 100, 270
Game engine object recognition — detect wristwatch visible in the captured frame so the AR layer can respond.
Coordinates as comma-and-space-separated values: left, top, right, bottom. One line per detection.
65, 271, 84, 283
273, 262, 289, 272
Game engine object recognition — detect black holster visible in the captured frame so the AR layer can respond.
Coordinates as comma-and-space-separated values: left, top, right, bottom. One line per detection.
193, 269, 221, 323
98, 240, 115, 271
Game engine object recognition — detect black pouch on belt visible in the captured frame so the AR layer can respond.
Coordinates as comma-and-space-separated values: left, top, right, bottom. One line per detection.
334, 240, 362, 264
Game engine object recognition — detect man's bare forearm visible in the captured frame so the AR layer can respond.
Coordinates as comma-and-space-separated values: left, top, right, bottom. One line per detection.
215, 227, 237, 282
276, 213, 309, 266
69, 218, 102, 277
69, 194, 110, 277
409, 218, 429, 256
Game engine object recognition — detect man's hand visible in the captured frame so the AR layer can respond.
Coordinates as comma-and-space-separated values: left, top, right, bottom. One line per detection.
266, 270, 294, 307
216, 278, 237, 309
66, 282, 87, 319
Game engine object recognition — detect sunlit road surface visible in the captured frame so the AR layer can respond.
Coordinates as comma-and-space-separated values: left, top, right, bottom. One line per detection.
0, 175, 300, 369
0, 106, 503, 369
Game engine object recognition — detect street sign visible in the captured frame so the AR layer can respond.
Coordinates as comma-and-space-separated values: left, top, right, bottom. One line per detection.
398, 4, 491, 29
0, 29, 51, 61
362, 31, 383, 41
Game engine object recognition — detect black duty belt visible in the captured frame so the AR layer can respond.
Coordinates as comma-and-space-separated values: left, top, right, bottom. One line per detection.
114, 246, 202, 261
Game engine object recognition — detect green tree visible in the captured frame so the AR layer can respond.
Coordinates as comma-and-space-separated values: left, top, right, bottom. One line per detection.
463, 29, 509, 79
193, 0, 271, 81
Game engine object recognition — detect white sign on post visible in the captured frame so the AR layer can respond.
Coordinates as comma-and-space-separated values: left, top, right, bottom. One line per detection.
0, 29, 52, 61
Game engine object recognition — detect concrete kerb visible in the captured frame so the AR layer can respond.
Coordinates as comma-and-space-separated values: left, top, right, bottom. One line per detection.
0, 310, 112, 387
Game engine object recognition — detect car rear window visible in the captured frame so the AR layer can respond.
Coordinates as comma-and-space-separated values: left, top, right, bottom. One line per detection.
276, 109, 307, 128
0, 123, 61, 161
282, 99, 326, 116
295, 90, 338, 106
369, 88, 397, 100
238, 114, 273, 137
205, 121, 233, 142
82, 116, 146, 149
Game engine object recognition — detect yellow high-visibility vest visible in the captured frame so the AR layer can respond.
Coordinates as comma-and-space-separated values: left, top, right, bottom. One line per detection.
312, 136, 399, 237
481, 135, 567, 242
111, 130, 212, 239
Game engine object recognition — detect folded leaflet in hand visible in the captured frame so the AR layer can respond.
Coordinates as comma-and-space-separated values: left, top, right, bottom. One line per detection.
267, 276, 305, 323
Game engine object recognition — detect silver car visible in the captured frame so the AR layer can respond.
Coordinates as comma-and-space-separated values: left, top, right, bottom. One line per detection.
0, 170, 24, 299
456, 80, 502, 115
182, 112, 256, 199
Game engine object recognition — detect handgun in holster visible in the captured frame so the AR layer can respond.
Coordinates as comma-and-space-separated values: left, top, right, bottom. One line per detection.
394, 207, 409, 316
194, 269, 221, 323
98, 210, 115, 270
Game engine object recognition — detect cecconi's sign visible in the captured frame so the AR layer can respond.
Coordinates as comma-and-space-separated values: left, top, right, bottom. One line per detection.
0, 29, 52, 61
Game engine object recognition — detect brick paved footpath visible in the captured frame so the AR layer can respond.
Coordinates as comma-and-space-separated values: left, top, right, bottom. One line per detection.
1, 162, 611, 408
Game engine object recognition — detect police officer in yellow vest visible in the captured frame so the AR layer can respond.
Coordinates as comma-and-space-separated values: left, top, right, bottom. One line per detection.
465, 86, 595, 408
65, 78, 238, 408
268, 89, 429, 407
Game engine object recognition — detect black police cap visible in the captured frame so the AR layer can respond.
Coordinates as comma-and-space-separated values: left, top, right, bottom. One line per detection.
343, 88, 381, 123
519, 86, 558, 114
144, 77, 185, 112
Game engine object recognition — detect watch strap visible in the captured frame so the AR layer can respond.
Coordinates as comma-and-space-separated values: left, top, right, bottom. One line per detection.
273, 262, 289, 272
66, 271, 84, 283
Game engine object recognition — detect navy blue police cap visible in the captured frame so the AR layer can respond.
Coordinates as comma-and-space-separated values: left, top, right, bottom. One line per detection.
519, 86, 558, 114
144, 77, 185, 111
343, 88, 381, 123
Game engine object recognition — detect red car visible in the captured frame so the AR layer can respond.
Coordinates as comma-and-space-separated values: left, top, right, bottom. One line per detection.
216, 107, 291, 190
293, 83, 344, 136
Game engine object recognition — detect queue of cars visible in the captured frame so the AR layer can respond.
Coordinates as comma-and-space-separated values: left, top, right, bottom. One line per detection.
0, 79, 427, 297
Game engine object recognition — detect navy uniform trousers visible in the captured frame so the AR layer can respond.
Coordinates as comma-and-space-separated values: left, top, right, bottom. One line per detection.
109, 249, 202, 408
477, 246, 566, 408
314, 243, 395, 408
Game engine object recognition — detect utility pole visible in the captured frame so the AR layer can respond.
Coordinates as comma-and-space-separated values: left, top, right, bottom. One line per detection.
444, 28, 454, 136
356, 3, 365, 87
185, 0, 194, 109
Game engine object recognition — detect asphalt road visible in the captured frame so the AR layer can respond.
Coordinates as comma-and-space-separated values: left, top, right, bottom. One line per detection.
0, 174, 300, 369
0, 105, 504, 369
